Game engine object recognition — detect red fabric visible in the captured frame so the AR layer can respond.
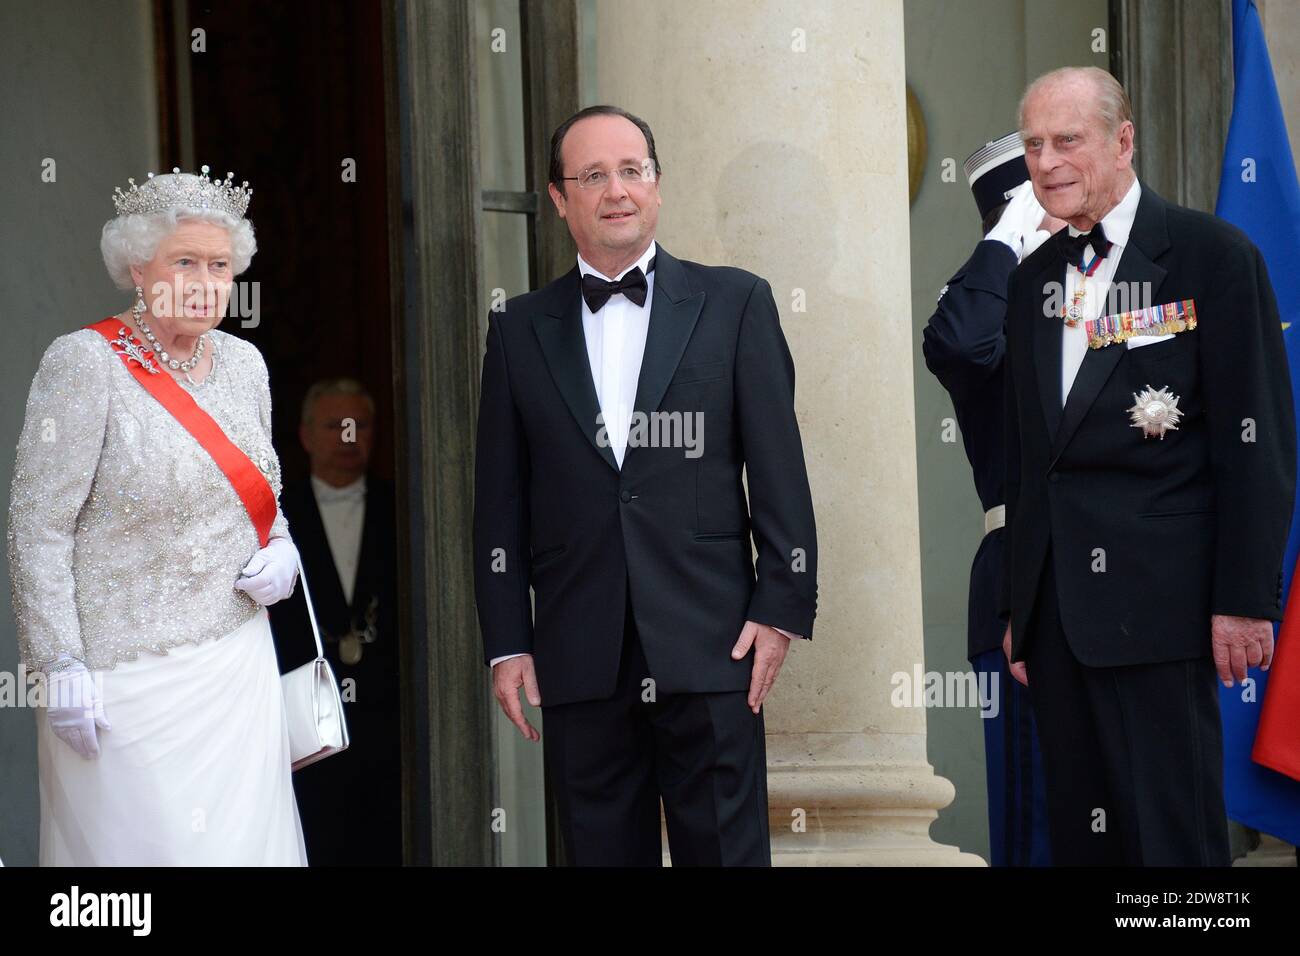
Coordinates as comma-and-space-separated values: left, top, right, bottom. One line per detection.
1254, 561, 1300, 780
86, 317, 276, 548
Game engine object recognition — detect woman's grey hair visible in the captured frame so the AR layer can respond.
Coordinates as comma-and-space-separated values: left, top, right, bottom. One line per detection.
1017, 66, 1134, 138
100, 177, 257, 291
301, 377, 375, 426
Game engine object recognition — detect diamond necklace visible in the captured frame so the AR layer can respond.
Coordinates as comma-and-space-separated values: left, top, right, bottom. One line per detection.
132, 310, 207, 374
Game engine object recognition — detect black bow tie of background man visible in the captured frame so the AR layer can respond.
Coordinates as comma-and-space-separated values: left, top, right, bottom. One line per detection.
1057, 222, 1113, 268
580, 256, 657, 312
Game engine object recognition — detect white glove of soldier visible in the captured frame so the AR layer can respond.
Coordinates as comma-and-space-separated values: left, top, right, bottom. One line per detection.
46, 656, 110, 760
986, 179, 1051, 262
235, 535, 300, 606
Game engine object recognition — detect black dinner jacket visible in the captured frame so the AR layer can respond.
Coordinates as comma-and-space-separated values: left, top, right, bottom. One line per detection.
268, 473, 401, 866
270, 474, 398, 705
1000, 180, 1296, 666
473, 244, 818, 707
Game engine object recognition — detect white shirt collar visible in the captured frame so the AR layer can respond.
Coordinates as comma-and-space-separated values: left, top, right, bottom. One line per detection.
1068, 177, 1140, 249
311, 473, 366, 503
576, 238, 657, 283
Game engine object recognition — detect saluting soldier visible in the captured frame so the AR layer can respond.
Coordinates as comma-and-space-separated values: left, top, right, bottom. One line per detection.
924, 132, 1063, 866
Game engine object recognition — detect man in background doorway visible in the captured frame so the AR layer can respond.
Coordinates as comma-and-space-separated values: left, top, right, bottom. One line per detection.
270, 378, 402, 866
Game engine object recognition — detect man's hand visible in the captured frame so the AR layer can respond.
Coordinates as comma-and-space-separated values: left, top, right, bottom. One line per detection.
1003, 623, 1028, 687
1211, 614, 1274, 687
493, 654, 541, 741
732, 621, 790, 714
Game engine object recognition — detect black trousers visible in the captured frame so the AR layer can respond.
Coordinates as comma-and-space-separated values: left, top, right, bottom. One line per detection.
541, 592, 771, 866
1023, 555, 1230, 866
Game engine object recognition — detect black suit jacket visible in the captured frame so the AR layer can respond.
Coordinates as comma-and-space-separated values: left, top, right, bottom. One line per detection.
271, 475, 398, 677
1001, 180, 1296, 666
268, 474, 402, 865
473, 244, 818, 707
922, 239, 1018, 660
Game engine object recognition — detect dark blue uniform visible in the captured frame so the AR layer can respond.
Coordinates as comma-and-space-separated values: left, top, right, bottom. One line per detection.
922, 238, 1051, 866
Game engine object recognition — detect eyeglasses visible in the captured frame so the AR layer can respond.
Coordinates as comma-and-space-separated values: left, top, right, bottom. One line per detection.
561, 160, 657, 190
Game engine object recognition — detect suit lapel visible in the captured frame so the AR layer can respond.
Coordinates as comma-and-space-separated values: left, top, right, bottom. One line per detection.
296, 483, 350, 628
530, 247, 705, 474
1047, 182, 1171, 467
1032, 256, 1066, 440
623, 248, 705, 472
532, 265, 620, 472
349, 475, 379, 612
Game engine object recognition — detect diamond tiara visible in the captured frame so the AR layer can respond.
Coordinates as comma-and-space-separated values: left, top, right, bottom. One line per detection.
112, 165, 252, 219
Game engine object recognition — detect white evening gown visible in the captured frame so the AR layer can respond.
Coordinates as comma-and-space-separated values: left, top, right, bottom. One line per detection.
36, 607, 307, 866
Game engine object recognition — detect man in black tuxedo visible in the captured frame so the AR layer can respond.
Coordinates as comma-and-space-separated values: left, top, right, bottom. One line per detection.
1001, 67, 1296, 866
269, 378, 401, 866
473, 105, 817, 866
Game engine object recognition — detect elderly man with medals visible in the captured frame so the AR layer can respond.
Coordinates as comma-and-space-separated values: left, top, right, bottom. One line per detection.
923, 133, 1065, 866
7, 167, 307, 864
1000, 67, 1296, 866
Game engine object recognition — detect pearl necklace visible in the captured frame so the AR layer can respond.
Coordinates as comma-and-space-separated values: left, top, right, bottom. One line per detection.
132, 309, 207, 374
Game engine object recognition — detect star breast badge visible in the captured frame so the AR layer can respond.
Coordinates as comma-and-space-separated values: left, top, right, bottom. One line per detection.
1128, 385, 1183, 439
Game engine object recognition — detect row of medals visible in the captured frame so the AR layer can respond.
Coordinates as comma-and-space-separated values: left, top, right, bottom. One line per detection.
1061, 283, 1185, 439
1063, 284, 1195, 349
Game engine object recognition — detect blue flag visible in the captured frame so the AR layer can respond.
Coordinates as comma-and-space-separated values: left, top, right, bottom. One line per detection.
1214, 0, 1300, 849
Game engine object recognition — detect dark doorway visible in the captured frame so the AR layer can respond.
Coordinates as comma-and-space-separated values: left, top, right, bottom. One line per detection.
174, 0, 395, 481
159, 0, 403, 863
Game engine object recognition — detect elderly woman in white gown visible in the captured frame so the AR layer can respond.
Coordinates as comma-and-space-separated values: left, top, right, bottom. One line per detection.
6, 167, 307, 865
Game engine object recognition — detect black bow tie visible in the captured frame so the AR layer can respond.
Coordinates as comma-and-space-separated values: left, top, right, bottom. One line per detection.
580, 257, 656, 312
1057, 223, 1112, 268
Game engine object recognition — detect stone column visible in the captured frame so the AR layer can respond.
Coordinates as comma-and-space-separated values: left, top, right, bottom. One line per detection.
594, 0, 980, 864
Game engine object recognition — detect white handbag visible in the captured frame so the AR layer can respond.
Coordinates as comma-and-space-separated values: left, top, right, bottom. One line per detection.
279, 556, 350, 771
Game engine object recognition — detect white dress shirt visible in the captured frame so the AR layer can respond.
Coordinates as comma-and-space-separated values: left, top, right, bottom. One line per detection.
311, 474, 366, 605
580, 239, 658, 468
490, 239, 802, 667
1060, 178, 1142, 402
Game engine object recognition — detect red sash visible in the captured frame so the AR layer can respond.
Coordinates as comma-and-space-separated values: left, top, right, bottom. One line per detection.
87, 317, 276, 548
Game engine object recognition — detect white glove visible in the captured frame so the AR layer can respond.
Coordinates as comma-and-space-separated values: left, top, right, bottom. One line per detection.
986, 180, 1049, 262
235, 536, 300, 606
46, 656, 110, 760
